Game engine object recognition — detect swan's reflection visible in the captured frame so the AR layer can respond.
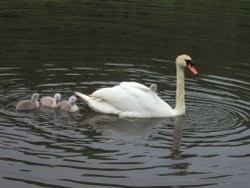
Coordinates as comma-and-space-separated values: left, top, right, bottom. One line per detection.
81, 113, 185, 162
82, 112, 169, 142
171, 116, 184, 159
81, 113, 185, 145
169, 116, 190, 179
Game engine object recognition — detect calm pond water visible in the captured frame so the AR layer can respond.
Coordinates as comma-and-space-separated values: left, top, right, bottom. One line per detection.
0, 0, 250, 187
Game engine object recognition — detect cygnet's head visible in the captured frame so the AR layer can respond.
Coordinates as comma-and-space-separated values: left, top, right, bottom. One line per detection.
176, 54, 199, 75
31, 93, 40, 101
68, 96, 77, 106
54, 93, 61, 104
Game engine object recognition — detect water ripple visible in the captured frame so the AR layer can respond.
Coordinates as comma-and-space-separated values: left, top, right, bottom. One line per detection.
1, 0, 250, 186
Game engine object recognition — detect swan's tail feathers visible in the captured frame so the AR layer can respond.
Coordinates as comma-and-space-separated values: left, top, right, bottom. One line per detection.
74, 92, 91, 103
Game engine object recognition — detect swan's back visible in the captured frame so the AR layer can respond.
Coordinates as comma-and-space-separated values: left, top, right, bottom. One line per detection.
90, 82, 174, 117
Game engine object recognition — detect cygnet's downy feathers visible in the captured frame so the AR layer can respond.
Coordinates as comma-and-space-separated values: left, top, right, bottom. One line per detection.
16, 93, 40, 111
40, 93, 61, 108
60, 96, 79, 112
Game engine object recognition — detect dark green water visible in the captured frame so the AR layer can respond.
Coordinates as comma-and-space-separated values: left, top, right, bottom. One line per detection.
0, 0, 250, 187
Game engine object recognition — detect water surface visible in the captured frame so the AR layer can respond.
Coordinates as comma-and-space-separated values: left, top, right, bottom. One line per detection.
0, 0, 250, 187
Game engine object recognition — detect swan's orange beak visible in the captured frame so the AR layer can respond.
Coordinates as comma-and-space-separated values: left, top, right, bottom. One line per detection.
188, 63, 199, 76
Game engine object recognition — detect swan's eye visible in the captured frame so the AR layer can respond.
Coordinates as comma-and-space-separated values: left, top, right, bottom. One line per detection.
185, 59, 193, 65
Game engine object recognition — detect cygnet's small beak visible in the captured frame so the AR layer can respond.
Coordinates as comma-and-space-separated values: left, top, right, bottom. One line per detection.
188, 63, 199, 76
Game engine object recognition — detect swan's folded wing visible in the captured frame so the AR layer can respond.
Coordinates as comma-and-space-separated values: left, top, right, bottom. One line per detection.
90, 85, 144, 111
79, 82, 172, 116
91, 87, 116, 100
91, 82, 151, 102
119, 82, 151, 92
91, 84, 160, 112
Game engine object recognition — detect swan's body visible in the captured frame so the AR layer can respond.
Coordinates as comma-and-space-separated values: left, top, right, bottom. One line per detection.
16, 93, 40, 111
75, 82, 174, 118
60, 96, 79, 112
40, 93, 61, 108
75, 55, 198, 118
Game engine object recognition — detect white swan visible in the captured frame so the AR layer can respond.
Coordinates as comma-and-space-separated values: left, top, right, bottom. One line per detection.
40, 93, 61, 108
75, 54, 198, 118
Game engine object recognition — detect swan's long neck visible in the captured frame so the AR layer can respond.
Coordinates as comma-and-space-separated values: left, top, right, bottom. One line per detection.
174, 65, 185, 115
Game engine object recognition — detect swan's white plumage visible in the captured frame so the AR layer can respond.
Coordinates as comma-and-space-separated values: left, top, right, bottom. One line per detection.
119, 82, 151, 91
75, 82, 174, 118
75, 55, 198, 118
